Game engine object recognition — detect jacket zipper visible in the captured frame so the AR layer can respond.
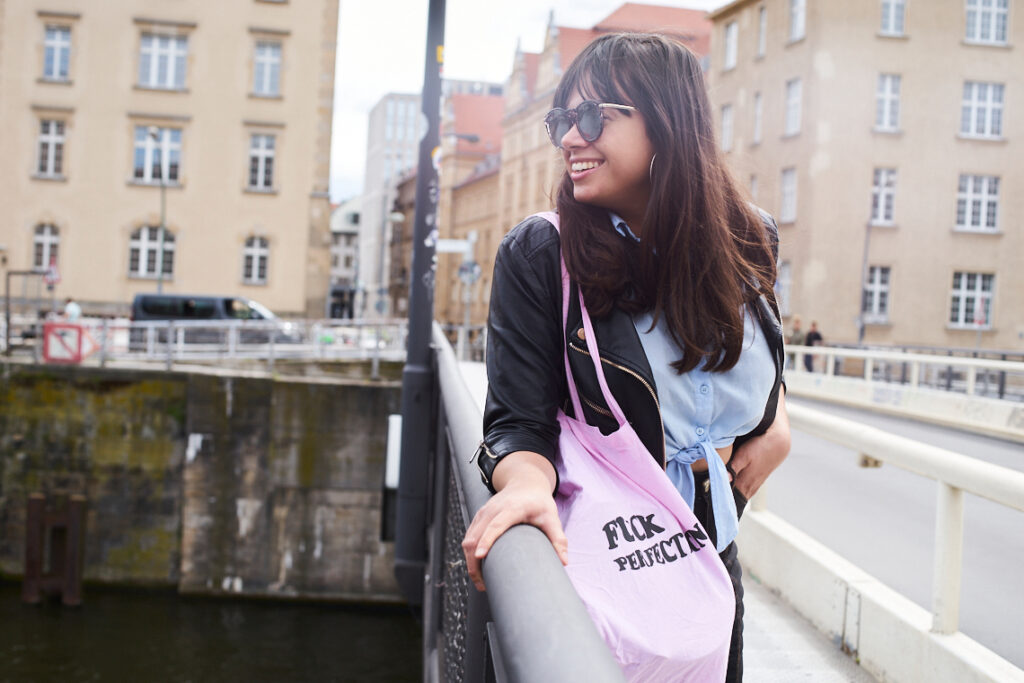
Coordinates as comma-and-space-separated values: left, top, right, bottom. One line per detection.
570, 343, 668, 469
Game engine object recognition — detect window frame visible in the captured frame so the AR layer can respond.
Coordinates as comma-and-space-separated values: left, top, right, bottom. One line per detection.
965, 0, 1009, 45
949, 271, 994, 328
875, 74, 902, 132
780, 167, 798, 223
960, 81, 1004, 139
870, 168, 897, 226
753, 91, 763, 144
789, 0, 807, 42
42, 24, 72, 81
248, 133, 277, 190
133, 126, 183, 184
880, 0, 907, 36
757, 6, 767, 57
252, 40, 282, 97
862, 265, 891, 324
242, 236, 270, 285
137, 32, 189, 90
128, 225, 176, 279
721, 104, 734, 151
36, 118, 66, 178
955, 174, 1000, 232
784, 78, 802, 136
724, 21, 738, 70
33, 224, 60, 270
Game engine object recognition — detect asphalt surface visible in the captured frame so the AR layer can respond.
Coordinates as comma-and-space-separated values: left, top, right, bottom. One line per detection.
768, 398, 1024, 668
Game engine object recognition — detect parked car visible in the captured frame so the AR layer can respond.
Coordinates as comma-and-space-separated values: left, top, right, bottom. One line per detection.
129, 294, 299, 347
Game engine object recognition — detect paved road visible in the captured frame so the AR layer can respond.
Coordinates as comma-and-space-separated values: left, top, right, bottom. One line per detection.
765, 398, 1023, 668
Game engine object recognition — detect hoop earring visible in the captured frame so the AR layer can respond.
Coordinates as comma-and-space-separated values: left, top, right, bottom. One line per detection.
649, 153, 657, 180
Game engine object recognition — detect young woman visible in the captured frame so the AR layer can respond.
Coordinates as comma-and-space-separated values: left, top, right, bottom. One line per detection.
462, 33, 791, 682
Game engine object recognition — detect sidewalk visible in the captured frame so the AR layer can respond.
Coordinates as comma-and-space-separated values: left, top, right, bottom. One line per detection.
744, 577, 875, 681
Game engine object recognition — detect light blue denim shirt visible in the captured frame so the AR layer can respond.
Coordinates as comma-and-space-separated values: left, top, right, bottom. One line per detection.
610, 213, 775, 551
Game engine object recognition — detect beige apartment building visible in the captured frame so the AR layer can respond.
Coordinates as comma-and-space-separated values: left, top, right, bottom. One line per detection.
0, 0, 338, 318
708, 0, 1023, 350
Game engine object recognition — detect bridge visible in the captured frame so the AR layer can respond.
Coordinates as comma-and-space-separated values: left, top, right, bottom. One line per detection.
408, 327, 1024, 682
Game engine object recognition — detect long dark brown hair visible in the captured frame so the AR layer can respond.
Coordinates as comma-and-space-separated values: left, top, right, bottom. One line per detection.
555, 32, 777, 374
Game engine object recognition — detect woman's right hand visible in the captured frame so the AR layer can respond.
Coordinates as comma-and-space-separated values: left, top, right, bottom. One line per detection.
462, 451, 569, 592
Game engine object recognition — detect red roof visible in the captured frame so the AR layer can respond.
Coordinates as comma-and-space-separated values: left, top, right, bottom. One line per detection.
556, 27, 601, 71
450, 93, 505, 154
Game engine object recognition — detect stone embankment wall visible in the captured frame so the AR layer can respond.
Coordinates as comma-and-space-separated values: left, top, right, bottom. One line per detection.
0, 362, 403, 602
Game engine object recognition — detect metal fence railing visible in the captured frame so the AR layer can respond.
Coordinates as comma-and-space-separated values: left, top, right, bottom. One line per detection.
424, 323, 624, 683
787, 345, 1024, 402
785, 402, 1024, 636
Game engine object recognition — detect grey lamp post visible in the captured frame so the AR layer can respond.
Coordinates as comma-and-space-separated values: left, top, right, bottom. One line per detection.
147, 126, 167, 294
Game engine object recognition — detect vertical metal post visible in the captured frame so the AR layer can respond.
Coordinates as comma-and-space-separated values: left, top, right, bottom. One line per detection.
394, 0, 445, 607
932, 482, 964, 634
22, 493, 45, 604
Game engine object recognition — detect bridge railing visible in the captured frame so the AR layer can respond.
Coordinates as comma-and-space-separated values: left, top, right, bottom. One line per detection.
423, 322, 624, 683
785, 402, 1024, 636
788, 344, 1024, 401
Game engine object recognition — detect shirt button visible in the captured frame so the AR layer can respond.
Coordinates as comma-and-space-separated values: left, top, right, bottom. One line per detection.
699, 384, 709, 395
696, 427, 705, 436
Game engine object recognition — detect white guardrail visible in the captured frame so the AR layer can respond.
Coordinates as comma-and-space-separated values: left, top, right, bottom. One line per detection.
741, 402, 1024, 682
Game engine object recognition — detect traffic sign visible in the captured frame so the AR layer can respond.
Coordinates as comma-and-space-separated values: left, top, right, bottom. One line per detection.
458, 261, 481, 285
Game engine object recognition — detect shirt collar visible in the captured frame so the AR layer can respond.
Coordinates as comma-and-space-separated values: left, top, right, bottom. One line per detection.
608, 212, 641, 243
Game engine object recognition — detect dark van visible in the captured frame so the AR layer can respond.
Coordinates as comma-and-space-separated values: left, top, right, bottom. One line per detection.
129, 294, 297, 345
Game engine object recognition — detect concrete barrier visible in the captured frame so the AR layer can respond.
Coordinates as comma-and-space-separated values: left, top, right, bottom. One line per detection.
785, 373, 1024, 444
738, 510, 1024, 683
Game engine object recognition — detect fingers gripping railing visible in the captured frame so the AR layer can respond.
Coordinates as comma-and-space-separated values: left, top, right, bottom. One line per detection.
787, 403, 1024, 635
428, 323, 624, 682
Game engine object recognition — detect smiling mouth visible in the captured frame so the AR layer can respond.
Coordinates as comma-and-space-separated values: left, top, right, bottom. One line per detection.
570, 160, 603, 172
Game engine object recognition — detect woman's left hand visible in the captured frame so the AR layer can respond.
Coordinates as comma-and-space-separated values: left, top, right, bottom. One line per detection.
729, 390, 791, 499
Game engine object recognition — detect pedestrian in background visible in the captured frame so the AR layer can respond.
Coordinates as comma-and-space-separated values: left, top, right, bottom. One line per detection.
786, 315, 805, 369
63, 297, 81, 322
804, 321, 823, 372
462, 32, 791, 682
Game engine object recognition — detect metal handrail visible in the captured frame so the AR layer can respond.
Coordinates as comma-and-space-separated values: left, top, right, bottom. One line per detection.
787, 402, 1024, 634
431, 323, 625, 682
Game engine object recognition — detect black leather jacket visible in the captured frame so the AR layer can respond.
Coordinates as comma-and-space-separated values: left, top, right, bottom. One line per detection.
477, 213, 785, 492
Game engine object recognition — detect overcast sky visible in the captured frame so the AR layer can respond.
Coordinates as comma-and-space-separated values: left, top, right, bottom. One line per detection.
329, 0, 728, 202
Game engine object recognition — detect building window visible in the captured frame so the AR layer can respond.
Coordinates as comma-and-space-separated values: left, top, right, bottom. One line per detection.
784, 78, 802, 136
721, 104, 734, 151
961, 81, 1004, 138
753, 92, 763, 144
880, 0, 906, 36
750, 174, 759, 201
956, 175, 999, 232
949, 272, 994, 327
129, 226, 175, 278
243, 236, 269, 284
871, 168, 897, 225
253, 41, 281, 96
780, 167, 797, 222
33, 224, 60, 269
37, 120, 65, 177
248, 134, 276, 189
757, 6, 767, 57
133, 126, 181, 183
138, 33, 187, 89
789, 0, 806, 41
965, 0, 1008, 44
876, 74, 901, 132
776, 260, 792, 317
43, 26, 71, 81
862, 266, 891, 323
724, 22, 738, 70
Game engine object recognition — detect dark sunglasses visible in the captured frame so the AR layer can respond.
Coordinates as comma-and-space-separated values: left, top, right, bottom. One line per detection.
543, 100, 638, 148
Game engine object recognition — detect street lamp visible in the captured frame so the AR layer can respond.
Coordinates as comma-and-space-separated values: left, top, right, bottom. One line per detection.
147, 126, 167, 294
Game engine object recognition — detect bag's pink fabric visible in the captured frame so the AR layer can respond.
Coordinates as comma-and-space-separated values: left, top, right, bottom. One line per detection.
537, 211, 734, 682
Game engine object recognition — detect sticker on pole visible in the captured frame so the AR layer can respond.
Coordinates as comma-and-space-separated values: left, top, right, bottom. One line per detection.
43, 322, 98, 365
43, 259, 61, 286
458, 261, 481, 285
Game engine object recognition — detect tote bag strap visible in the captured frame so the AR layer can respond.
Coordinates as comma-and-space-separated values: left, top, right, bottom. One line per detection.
532, 212, 629, 428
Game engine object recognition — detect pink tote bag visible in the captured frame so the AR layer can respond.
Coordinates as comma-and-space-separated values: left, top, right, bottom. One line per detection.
540, 212, 735, 682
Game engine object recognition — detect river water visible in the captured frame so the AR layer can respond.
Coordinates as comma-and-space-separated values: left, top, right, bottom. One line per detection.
0, 581, 421, 682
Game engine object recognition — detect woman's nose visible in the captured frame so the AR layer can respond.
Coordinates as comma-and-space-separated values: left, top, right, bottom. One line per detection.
560, 121, 587, 149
